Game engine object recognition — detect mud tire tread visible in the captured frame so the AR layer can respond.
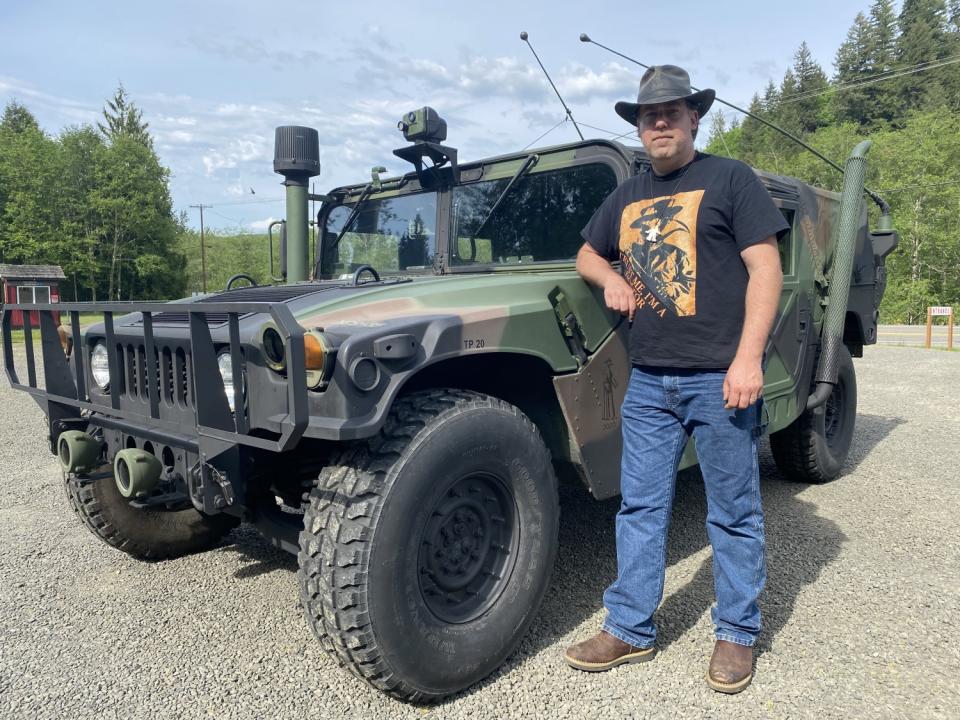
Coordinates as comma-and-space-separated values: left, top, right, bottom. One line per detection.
64, 467, 237, 560
770, 345, 857, 484
297, 388, 555, 703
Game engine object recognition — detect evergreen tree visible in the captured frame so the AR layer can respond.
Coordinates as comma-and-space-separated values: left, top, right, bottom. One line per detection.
1, 102, 41, 135
834, 12, 873, 125
786, 42, 830, 134
737, 94, 767, 165
90, 135, 184, 299
943, 0, 960, 108
895, 0, 950, 112
865, 0, 901, 122
98, 85, 152, 147
55, 127, 106, 300
762, 80, 781, 114
0, 103, 59, 266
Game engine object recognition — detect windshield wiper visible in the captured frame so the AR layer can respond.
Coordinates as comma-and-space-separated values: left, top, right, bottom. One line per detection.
329, 183, 375, 252
466, 154, 539, 245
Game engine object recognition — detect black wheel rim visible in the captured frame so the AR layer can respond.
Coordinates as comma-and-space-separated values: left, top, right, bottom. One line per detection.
418, 472, 519, 624
824, 379, 846, 451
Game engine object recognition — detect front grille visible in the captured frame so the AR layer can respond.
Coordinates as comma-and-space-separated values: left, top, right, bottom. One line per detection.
116, 343, 193, 409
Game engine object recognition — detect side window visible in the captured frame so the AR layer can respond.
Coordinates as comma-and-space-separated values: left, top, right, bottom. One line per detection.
779, 208, 795, 276
451, 163, 619, 266
17, 286, 33, 304
34, 286, 50, 303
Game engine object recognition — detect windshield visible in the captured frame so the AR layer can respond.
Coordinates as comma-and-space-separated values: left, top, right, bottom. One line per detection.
321, 192, 438, 277
451, 163, 618, 266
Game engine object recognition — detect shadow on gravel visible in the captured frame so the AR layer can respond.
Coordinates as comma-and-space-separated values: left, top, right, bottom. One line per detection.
213, 414, 900, 704
474, 440, 859, 692
843, 413, 906, 473
651, 458, 848, 657
219, 525, 297, 579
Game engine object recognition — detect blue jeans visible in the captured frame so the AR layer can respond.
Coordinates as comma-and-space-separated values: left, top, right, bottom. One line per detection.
602, 366, 766, 649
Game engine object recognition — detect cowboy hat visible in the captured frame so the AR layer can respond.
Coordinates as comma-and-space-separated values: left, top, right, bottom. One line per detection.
615, 65, 715, 126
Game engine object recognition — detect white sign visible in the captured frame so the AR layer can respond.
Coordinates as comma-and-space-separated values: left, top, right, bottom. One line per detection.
929, 306, 953, 316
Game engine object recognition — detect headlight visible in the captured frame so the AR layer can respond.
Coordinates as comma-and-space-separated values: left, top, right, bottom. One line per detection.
261, 324, 333, 390
91, 343, 110, 389
304, 331, 330, 389
217, 352, 237, 412
261, 326, 286, 371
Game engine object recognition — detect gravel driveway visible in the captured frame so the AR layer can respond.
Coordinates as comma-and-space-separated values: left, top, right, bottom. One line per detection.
0, 345, 957, 719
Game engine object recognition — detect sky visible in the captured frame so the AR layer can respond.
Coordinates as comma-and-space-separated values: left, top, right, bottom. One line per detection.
1, 0, 871, 232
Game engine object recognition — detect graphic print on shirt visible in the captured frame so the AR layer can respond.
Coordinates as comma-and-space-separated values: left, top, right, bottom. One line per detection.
617, 189, 704, 318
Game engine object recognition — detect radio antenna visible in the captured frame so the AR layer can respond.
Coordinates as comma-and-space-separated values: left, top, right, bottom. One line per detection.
579, 33, 889, 214
521, 31, 584, 141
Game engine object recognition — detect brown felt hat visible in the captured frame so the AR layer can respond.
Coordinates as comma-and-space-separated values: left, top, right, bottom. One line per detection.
615, 65, 715, 126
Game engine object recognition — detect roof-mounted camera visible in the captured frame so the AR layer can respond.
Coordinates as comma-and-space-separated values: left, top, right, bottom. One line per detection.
398, 107, 447, 143
393, 106, 458, 186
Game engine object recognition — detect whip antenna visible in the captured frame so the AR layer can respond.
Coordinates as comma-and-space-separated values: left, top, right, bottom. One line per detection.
579, 33, 889, 214
521, 31, 584, 141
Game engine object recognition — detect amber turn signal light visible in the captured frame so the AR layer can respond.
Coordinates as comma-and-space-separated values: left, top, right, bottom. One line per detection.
304, 332, 325, 370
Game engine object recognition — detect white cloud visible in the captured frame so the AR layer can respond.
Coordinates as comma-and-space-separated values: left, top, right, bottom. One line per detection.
454, 56, 549, 99
158, 129, 194, 143
184, 35, 326, 68
215, 103, 274, 117
249, 216, 279, 231
559, 62, 637, 102
158, 115, 197, 126
0, 76, 99, 124
408, 58, 452, 83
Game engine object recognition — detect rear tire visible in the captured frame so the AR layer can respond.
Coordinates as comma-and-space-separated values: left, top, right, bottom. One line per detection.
770, 345, 858, 483
65, 465, 238, 560
297, 389, 559, 702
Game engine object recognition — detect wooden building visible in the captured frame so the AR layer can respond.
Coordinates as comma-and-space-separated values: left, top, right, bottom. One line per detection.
0, 264, 66, 329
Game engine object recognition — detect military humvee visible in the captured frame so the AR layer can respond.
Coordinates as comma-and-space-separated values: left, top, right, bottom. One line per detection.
1, 109, 897, 702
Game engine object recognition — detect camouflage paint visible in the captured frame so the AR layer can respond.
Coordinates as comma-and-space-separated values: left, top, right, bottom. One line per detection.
294, 272, 618, 373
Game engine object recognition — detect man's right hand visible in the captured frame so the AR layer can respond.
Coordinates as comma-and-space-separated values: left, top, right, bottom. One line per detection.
604, 274, 636, 321
576, 243, 637, 322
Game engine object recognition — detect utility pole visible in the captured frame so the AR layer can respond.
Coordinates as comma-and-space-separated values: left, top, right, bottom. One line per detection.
189, 204, 209, 293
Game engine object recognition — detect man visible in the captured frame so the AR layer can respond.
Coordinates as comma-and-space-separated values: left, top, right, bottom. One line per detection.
565, 65, 787, 694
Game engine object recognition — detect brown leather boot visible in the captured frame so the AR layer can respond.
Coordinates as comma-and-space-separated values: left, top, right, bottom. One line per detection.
564, 630, 656, 672
706, 639, 754, 693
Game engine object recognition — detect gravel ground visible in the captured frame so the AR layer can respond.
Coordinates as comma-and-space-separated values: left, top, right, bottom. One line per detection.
0, 345, 957, 720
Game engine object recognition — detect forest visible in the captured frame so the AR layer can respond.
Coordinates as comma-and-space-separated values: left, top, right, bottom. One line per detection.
1, 0, 958, 323
705, 0, 960, 322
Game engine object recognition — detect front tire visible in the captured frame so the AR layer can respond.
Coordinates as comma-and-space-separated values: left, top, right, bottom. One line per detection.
65, 465, 239, 560
770, 344, 858, 483
297, 389, 559, 702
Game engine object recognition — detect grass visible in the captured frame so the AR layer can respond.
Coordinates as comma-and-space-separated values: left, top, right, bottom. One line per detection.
5, 312, 103, 345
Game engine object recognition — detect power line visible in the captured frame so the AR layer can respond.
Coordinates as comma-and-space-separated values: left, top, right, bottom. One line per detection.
879, 178, 960, 193
522, 117, 570, 150
578, 121, 639, 140
188, 204, 209, 293
206, 208, 247, 225
208, 197, 286, 207
773, 54, 960, 107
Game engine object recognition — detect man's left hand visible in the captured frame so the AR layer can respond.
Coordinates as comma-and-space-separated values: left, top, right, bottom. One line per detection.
723, 356, 764, 410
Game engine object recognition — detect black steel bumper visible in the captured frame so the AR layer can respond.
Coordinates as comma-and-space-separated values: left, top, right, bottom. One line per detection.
2, 300, 311, 515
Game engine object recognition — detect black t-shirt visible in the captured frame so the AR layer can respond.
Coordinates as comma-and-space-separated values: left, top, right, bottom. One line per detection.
582, 152, 789, 369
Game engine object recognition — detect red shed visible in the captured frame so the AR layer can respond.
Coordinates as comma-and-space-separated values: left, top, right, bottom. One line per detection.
0, 264, 65, 329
